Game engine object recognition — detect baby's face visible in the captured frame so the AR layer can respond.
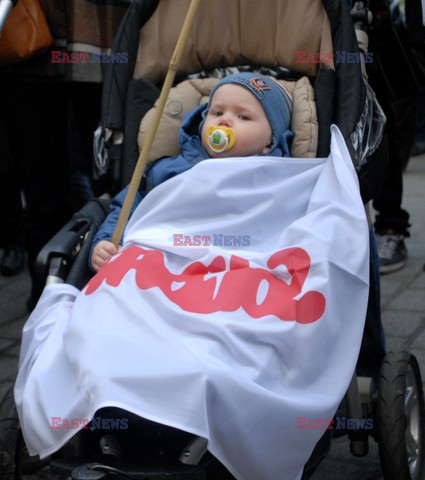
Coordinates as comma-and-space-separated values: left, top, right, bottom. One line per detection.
201, 84, 273, 158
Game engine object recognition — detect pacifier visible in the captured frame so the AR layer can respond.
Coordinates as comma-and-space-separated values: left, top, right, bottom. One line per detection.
206, 126, 236, 154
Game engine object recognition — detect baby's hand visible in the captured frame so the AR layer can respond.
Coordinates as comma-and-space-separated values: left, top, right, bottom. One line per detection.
91, 240, 121, 272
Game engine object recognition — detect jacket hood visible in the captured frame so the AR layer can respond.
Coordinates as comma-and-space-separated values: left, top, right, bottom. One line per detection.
178, 104, 210, 166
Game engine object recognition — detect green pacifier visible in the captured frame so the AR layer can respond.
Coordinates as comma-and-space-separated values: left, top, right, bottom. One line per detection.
206, 126, 236, 153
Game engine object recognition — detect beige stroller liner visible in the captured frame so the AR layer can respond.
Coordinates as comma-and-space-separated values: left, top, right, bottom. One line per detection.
134, 0, 335, 84
134, 0, 328, 166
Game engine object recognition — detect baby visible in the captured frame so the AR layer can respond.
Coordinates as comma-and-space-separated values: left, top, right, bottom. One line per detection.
91, 72, 293, 271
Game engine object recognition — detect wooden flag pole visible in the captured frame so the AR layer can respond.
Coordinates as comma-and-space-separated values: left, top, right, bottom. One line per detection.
111, 0, 201, 247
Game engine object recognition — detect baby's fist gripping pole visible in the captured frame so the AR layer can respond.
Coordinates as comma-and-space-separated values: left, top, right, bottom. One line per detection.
111, 0, 201, 247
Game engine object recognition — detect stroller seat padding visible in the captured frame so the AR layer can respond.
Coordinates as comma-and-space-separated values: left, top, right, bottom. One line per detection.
138, 76, 318, 164
134, 0, 334, 84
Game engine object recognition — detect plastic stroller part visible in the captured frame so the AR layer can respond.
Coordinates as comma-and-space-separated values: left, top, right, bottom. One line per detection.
70, 464, 108, 480
99, 435, 122, 457
206, 126, 235, 153
346, 372, 369, 457
35, 198, 110, 290
58, 460, 207, 480
351, 1, 373, 54
376, 351, 425, 480
179, 437, 208, 465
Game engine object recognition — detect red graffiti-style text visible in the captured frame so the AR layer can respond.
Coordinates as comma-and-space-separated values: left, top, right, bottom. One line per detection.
84, 246, 325, 324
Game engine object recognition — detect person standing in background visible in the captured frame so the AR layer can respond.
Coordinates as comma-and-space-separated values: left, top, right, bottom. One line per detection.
367, 0, 425, 273
0, 114, 25, 277
0, 0, 130, 309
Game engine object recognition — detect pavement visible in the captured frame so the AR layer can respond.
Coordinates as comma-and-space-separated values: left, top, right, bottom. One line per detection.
0, 152, 424, 479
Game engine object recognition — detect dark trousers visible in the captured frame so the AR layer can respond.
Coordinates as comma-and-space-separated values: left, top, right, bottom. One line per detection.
0, 114, 25, 247
372, 96, 416, 236
67, 82, 102, 211
0, 78, 72, 300
367, 0, 422, 236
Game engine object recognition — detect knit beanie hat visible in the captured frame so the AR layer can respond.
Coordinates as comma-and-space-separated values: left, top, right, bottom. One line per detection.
207, 72, 294, 157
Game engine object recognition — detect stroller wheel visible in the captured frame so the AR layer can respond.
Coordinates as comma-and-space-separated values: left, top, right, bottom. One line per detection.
376, 352, 425, 480
0, 385, 51, 480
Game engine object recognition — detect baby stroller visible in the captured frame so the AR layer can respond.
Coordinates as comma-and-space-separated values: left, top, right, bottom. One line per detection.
1, 0, 425, 479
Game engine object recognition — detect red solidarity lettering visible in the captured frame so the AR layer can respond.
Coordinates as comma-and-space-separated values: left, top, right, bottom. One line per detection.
84, 246, 325, 324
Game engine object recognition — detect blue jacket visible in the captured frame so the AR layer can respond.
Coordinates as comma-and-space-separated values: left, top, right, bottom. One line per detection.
91, 104, 210, 256
91, 102, 293, 261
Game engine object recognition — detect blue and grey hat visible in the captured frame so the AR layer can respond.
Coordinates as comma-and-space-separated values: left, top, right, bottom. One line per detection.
207, 72, 294, 157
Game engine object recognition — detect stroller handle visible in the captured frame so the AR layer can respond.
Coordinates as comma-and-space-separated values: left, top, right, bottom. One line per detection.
0, 0, 16, 36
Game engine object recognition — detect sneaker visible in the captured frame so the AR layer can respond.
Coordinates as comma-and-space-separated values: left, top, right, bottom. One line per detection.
376, 233, 407, 274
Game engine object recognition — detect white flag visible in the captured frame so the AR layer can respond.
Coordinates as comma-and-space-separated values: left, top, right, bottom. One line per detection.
15, 126, 369, 480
